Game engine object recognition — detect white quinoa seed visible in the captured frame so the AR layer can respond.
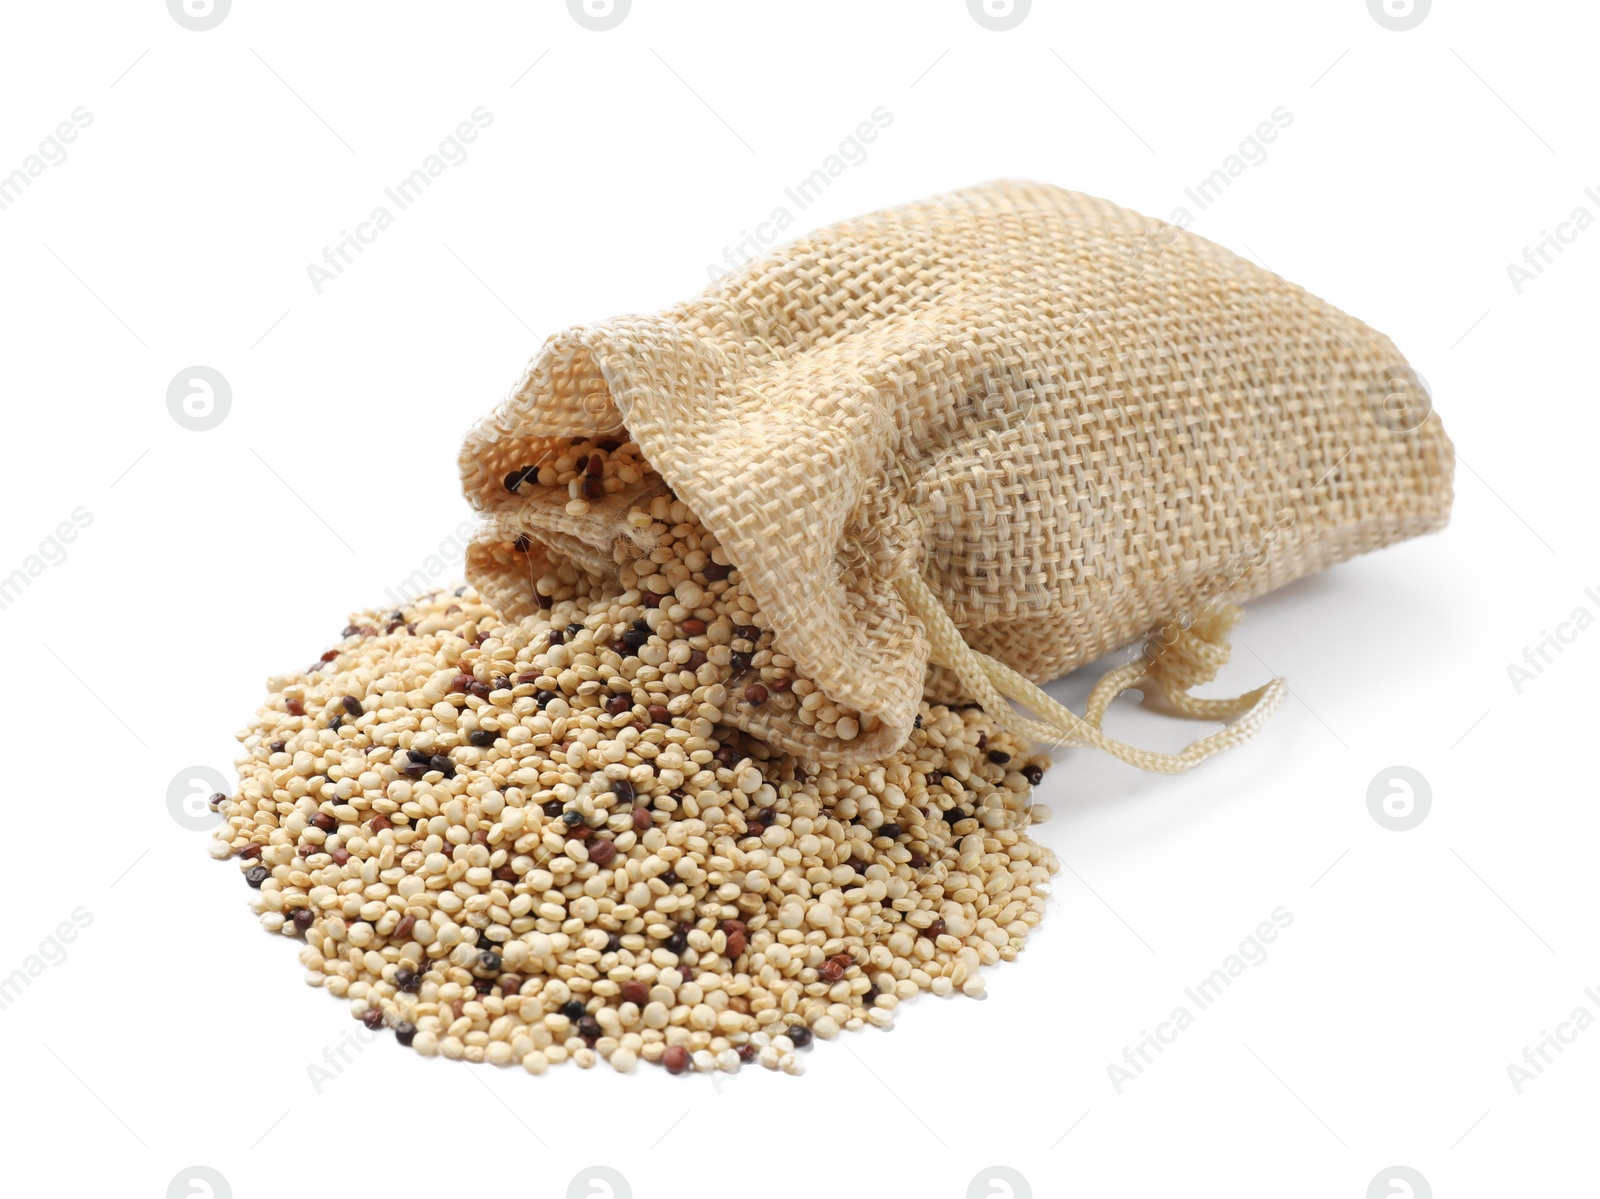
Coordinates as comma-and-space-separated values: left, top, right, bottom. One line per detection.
212, 445, 1058, 1078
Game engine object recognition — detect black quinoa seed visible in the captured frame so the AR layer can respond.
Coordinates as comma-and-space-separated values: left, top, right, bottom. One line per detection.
576, 1015, 601, 1043
561, 999, 587, 1021
292, 908, 314, 931
362, 1008, 385, 1031
787, 1025, 814, 1048
612, 778, 635, 803
341, 695, 363, 717
478, 950, 501, 973
394, 1021, 417, 1046
880, 823, 903, 840
469, 729, 497, 748
543, 800, 564, 817
1022, 764, 1044, 785
988, 749, 1012, 765
562, 810, 584, 827
245, 865, 269, 888
428, 754, 455, 778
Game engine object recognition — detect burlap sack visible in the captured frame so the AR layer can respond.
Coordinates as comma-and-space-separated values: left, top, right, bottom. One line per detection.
459, 181, 1453, 771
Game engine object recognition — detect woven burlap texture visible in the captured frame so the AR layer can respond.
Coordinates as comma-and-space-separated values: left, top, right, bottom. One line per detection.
459, 181, 1454, 769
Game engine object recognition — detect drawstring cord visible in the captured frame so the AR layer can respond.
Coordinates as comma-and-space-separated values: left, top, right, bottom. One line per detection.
895, 572, 1287, 774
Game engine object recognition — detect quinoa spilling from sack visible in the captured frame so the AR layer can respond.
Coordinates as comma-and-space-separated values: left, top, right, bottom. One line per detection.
210, 465, 1058, 1076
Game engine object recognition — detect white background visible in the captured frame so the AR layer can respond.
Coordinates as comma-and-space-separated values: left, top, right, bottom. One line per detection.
2, 2, 1594, 1196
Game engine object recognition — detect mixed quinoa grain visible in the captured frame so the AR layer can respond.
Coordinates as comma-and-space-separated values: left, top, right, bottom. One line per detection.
211, 452, 1059, 1076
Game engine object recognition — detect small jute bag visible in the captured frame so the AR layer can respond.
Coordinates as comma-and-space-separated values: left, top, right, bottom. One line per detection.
459, 181, 1453, 771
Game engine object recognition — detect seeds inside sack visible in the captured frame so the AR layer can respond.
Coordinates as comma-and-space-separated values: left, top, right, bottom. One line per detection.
212, 449, 1058, 1076
460, 182, 1452, 778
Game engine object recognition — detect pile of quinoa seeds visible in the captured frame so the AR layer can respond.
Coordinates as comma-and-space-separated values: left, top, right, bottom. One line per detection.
211, 439, 1059, 1077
